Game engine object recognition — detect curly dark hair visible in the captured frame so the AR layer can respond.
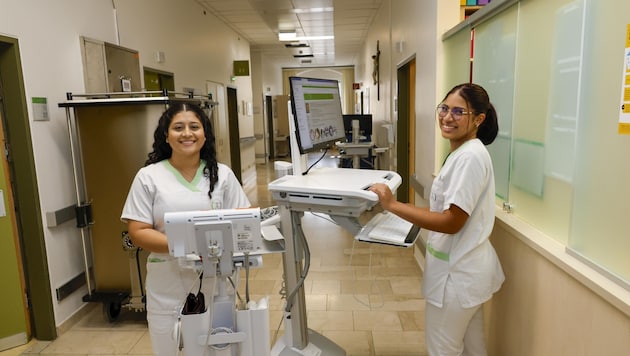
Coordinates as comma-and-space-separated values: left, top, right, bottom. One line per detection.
443, 83, 499, 145
145, 102, 219, 199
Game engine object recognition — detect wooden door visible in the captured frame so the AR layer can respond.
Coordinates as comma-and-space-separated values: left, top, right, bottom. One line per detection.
0, 100, 30, 350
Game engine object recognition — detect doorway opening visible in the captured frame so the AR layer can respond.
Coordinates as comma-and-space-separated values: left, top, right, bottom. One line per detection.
396, 57, 416, 204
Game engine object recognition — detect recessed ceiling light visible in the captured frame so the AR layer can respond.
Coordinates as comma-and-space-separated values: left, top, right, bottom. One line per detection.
278, 30, 297, 41
279, 35, 334, 42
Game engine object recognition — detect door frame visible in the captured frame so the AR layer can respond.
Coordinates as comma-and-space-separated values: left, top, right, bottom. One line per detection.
0, 35, 55, 340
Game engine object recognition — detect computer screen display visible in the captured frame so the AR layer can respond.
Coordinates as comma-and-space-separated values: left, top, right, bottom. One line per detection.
342, 114, 373, 142
288, 76, 346, 154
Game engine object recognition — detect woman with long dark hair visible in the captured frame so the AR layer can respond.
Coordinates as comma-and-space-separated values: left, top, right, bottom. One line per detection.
121, 102, 249, 355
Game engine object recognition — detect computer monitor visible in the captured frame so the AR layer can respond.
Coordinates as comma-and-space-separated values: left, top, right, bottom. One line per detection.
342, 114, 373, 142
288, 76, 346, 154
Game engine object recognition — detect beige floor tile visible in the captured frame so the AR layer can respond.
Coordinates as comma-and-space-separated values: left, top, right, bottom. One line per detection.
372, 331, 427, 355
305, 294, 328, 311
352, 311, 403, 331
374, 294, 424, 312
341, 279, 393, 295
323, 330, 373, 356
399, 311, 425, 331
307, 310, 354, 331
328, 294, 372, 311
127, 331, 153, 355
38, 330, 145, 354
311, 279, 341, 294
389, 277, 423, 295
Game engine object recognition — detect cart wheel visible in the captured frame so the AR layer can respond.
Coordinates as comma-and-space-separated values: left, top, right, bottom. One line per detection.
103, 301, 122, 322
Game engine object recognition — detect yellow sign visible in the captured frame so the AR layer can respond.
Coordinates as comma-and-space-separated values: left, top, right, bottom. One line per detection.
619, 25, 630, 134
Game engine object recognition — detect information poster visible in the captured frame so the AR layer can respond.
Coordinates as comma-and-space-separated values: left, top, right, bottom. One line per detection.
618, 24, 630, 134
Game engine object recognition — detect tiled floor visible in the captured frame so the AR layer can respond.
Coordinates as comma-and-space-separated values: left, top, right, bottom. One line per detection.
4, 155, 427, 355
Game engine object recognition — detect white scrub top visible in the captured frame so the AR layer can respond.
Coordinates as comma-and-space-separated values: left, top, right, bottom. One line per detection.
120, 159, 250, 316
422, 139, 504, 308
121, 159, 250, 235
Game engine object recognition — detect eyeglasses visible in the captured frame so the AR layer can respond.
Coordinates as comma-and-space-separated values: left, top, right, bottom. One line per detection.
436, 104, 474, 121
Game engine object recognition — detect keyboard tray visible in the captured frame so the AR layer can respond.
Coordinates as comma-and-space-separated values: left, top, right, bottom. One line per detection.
356, 212, 420, 248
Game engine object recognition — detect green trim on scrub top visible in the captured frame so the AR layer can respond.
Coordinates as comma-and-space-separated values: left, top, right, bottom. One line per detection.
427, 242, 450, 262
163, 159, 206, 192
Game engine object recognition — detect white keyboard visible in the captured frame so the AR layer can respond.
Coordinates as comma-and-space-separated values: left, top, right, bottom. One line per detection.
361, 212, 419, 246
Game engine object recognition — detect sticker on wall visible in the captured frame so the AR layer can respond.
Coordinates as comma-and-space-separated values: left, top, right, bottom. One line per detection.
32, 97, 49, 121
618, 24, 630, 134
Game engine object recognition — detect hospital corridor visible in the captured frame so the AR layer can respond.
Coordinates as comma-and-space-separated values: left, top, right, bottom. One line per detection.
2, 156, 427, 356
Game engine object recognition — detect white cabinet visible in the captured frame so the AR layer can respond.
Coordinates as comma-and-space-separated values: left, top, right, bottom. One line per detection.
80, 37, 141, 93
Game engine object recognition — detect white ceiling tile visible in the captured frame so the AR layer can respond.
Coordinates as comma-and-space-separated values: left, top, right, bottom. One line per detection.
193, 0, 383, 67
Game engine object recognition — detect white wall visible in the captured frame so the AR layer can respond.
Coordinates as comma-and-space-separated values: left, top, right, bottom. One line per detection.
355, 0, 460, 195
1, 0, 121, 328
0, 0, 253, 327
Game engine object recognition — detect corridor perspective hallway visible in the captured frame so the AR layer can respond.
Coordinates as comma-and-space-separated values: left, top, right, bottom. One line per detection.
3, 155, 426, 355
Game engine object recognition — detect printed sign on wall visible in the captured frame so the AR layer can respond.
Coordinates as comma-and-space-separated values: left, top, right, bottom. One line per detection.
618, 24, 630, 134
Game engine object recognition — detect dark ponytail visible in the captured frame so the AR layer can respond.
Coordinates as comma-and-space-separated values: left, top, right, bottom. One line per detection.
477, 103, 498, 145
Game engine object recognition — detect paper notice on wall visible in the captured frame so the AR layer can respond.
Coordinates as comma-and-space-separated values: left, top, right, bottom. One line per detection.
618, 24, 630, 134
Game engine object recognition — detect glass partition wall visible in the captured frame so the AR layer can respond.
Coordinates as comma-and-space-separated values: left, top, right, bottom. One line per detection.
442, 0, 630, 287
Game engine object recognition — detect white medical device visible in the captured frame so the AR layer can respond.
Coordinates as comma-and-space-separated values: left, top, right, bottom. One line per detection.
268, 167, 406, 356
164, 207, 272, 356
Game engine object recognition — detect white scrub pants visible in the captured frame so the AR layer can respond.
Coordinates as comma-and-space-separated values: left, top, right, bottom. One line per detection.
425, 277, 487, 356
145, 257, 200, 356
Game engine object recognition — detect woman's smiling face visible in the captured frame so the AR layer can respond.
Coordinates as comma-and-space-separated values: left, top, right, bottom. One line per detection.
166, 111, 206, 158
438, 91, 482, 150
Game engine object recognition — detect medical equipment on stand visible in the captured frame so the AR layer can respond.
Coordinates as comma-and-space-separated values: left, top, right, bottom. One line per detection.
165, 207, 282, 356
268, 167, 406, 356
267, 94, 416, 355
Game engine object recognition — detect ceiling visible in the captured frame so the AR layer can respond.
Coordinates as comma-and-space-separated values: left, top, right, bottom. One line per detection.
193, 0, 383, 68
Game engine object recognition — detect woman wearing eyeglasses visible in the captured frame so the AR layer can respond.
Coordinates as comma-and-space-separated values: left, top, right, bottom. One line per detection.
369, 83, 504, 356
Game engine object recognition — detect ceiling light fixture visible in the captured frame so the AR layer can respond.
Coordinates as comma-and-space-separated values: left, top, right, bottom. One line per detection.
278, 30, 297, 41
279, 35, 334, 42
284, 43, 310, 48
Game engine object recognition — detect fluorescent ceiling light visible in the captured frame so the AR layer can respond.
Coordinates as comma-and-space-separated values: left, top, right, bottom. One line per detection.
279, 35, 334, 42
278, 30, 297, 41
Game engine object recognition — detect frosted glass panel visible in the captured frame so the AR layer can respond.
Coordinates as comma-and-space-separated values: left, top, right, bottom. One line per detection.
487, 136, 510, 200
443, 29, 472, 90
544, 2, 583, 183
441, 28, 473, 162
472, 5, 517, 201
570, 0, 630, 284
512, 140, 544, 197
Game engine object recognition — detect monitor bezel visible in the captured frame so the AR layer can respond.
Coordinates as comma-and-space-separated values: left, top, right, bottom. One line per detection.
288, 76, 347, 155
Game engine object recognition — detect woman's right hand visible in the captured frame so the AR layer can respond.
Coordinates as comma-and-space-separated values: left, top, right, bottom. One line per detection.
368, 183, 395, 211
